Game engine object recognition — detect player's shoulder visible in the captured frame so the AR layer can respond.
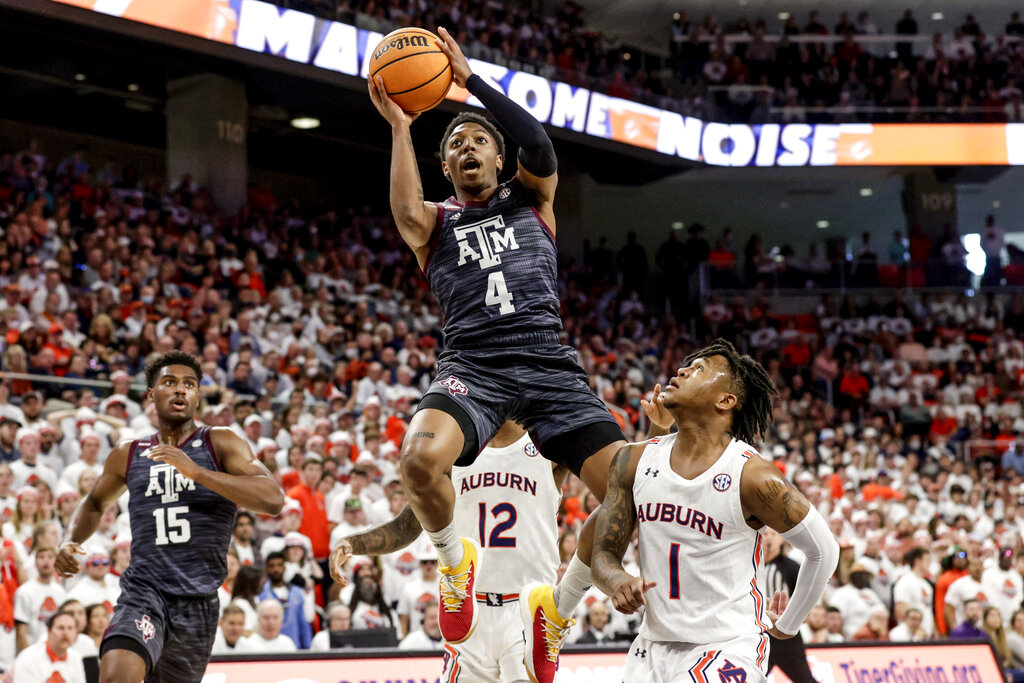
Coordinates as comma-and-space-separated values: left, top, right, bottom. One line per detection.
735, 442, 787, 501
735, 439, 772, 472
437, 197, 461, 213
729, 437, 762, 460
612, 438, 663, 475
103, 438, 135, 468
207, 425, 244, 445
630, 433, 674, 456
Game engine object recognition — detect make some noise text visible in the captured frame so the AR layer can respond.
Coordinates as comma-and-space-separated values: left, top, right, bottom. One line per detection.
636, 503, 724, 540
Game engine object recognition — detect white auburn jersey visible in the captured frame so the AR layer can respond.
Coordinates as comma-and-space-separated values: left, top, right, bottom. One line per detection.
634, 434, 769, 665
452, 434, 560, 594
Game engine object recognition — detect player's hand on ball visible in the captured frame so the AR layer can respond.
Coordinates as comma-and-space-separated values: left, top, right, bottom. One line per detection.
329, 539, 354, 586
435, 27, 472, 88
765, 589, 793, 639
611, 576, 657, 615
146, 444, 201, 480
55, 541, 86, 578
368, 75, 419, 127
641, 384, 673, 431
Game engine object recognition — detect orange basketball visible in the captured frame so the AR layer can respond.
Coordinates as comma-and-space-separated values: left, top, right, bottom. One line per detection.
368, 28, 453, 114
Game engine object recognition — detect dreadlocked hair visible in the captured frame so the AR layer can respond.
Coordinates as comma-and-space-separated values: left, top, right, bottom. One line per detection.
683, 338, 778, 444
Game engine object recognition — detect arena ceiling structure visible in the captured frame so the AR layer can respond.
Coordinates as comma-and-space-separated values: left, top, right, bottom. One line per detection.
0, 0, 689, 195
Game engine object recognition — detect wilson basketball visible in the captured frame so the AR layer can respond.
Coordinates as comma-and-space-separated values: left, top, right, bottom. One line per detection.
369, 28, 453, 114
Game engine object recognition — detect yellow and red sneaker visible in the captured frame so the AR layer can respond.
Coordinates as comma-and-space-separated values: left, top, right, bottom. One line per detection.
520, 582, 575, 683
438, 538, 483, 644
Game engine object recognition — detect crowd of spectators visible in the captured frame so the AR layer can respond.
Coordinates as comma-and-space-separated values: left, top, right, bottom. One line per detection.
667, 10, 1024, 124
1, 140, 1024, 680
272, 0, 1024, 123
636, 218, 1019, 302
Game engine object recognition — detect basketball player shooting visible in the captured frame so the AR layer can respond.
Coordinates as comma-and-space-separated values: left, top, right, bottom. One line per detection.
367, 27, 632, 683
54, 351, 284, 683
591, 340, 839, 683
328, 401, 669, 682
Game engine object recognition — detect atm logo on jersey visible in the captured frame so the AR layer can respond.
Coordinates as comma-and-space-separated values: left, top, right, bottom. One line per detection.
440, 376, 469, 396
455, 216, 520, 269
144, 462, 197, 504
135, 614, 157, 642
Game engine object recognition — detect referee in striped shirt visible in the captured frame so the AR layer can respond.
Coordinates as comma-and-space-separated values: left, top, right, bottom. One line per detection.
763, 528, 817, 683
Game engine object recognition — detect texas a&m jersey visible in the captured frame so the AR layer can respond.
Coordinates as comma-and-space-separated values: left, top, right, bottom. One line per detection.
123, 426, 236, 596
425, 178, 562, 350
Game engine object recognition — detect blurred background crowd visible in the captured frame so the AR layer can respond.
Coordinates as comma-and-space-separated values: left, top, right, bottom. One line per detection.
1, 130, 1023, 678
282, 0, 1024, 123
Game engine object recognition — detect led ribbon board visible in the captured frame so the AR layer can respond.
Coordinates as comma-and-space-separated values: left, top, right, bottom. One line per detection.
49, 0, 1024, 166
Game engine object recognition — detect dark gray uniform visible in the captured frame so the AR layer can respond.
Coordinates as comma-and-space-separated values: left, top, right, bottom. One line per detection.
421, 177, 621, 472
102, 426, 235, 682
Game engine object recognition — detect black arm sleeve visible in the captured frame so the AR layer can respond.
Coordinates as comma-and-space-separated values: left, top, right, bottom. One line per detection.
465, 74, 557, 177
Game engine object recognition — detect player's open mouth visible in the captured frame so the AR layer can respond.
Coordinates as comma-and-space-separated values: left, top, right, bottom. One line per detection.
668, 378, 680, 389
461, 158, 481, 171
171, 400, 187, 409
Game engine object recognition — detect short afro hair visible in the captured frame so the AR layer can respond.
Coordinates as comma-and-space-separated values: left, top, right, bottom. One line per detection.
440, 112, 505, 161
144, 351, 202, 388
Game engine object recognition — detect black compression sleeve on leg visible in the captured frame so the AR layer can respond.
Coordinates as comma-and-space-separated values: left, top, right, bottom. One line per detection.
101, 636, 153, 675
465, 74, 557, 177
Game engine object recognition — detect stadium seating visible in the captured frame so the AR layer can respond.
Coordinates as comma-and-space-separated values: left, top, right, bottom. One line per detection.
1, 140, 1022, 655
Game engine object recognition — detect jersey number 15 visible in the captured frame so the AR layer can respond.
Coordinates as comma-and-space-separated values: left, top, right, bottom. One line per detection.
153, 506, 191, 545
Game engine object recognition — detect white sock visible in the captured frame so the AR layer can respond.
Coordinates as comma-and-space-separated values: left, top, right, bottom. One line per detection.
553, 553, 591, 617
427, 522, 464, 568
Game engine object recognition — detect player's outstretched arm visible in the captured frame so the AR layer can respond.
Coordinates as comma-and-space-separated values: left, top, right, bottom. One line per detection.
741, 458, 839, 639
56, 443, 130, 578
436, 27, 558, 220
329, 504, 423, 585
148, 428, 284, 516
592, 444, 655, 615
367, 75, 437, 257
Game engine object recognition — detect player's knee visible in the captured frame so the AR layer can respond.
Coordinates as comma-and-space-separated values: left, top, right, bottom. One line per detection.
400, 441, 447, 491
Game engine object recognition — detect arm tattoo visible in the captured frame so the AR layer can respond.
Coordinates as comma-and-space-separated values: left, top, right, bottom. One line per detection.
592, 446, 636, 587
406, 131, 424, 202
347, 505, 422, 556
411, 432, 434, 439
754, 475, 810, 529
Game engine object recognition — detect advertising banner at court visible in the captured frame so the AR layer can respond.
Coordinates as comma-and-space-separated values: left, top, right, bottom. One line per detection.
768, 641, 1004, 683
47, 0, 1024, 167
202, 641, 1003, 683
203, 650, 626, 682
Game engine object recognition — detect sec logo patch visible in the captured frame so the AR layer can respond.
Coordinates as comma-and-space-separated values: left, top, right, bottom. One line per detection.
712, 473, 732, 491
524, 442, 539, 457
